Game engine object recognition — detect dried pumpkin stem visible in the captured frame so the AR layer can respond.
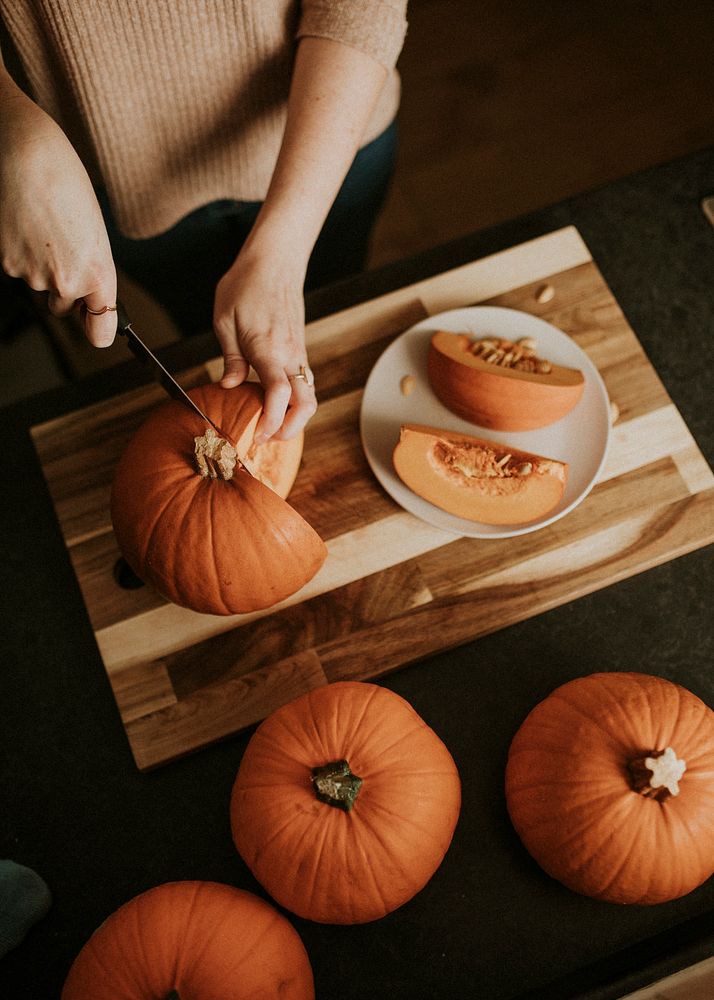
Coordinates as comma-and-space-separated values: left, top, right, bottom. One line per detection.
628, 746, 686, 802
311, 759, 363, 812
194, 427, 237, 481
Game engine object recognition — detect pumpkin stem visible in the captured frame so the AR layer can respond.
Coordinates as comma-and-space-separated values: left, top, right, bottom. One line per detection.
194, 427, 237, 480
164, 992, 180, 1000
311, 759, 363, 812
628, 746, 686, 801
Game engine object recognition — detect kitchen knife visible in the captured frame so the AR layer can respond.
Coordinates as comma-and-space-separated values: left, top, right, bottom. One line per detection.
110, 301, 255, 475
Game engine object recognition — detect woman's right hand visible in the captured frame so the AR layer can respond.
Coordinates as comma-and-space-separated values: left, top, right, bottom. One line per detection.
0, 69, 117, 346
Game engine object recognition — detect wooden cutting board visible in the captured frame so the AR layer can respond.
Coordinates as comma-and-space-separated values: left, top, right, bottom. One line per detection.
31, 227, 714, 770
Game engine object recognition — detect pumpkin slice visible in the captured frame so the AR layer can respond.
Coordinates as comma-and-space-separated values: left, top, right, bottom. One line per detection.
428, 329, 585, 430
393, 423, 567, 525
111, 382, 327, 616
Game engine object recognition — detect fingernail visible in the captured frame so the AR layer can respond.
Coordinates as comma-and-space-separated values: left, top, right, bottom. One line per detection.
254, 432, 269, 445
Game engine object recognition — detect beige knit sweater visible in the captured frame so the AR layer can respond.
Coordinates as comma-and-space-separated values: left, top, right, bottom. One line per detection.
0, 1, 407, 237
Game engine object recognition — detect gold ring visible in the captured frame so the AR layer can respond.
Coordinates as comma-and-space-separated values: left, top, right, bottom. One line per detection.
83, 303, 117, 316
287, 365, 315, 388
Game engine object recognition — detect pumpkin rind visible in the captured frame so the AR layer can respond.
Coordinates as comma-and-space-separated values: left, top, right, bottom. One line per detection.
428, 329, 584, 430
505, 672, 714, 904
110, 382, 327, 615
393, 422, 567, 524
230, 681, 462, 924
61, 880, 314, 1000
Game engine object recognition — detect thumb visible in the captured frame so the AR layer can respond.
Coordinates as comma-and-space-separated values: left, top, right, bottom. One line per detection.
220, 352, 250, 388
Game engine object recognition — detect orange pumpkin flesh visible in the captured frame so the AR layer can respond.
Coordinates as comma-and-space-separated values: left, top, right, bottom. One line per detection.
428, 329, 585, 430
505, 672, 714, 905
393, 423, 567, 525
61, 880, 314, 1000
110, 382, 327, 615
231, 681, 461, 924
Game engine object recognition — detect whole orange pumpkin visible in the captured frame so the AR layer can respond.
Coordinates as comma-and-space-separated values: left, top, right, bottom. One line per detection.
230, 681, 461, 924
110, 382, 327, 615
505, 672, 714, 904
61, 881, 314, 999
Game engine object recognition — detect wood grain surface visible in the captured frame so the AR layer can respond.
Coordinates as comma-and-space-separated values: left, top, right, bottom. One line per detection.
31, 227, 714, 770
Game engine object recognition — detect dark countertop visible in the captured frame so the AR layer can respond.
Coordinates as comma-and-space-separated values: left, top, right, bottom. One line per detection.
1, 147, 713, 999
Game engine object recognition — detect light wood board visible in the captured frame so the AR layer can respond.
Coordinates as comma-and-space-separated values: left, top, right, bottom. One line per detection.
31, 227, 714, 770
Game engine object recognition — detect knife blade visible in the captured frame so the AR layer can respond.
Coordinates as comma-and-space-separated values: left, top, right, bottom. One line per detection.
111, 301, 256, 476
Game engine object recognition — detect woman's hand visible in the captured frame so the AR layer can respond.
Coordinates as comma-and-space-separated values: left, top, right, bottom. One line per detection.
213, 36, 388, 440
0, 70, 117, 346
213, 242, 317, 443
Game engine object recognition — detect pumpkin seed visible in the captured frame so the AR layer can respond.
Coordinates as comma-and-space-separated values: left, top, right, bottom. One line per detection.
535, 283, 555, 303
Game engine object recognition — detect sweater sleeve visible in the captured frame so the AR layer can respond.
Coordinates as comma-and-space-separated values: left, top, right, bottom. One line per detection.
297, 1, 408, 69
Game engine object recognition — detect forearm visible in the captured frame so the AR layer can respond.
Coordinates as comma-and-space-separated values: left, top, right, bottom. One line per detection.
0, 51, 117, 344
213, 34, 393, 439
242, 35, 388, 269
0, 57, 39, 147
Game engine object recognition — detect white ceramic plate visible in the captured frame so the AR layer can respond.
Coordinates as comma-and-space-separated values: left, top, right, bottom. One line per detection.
359, 306, 611, 539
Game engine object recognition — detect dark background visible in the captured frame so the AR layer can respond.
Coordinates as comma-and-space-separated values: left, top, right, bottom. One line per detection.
1, 3, 714, 999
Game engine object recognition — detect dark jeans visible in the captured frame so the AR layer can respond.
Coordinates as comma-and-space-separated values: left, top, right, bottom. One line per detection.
100, 121, 397, 336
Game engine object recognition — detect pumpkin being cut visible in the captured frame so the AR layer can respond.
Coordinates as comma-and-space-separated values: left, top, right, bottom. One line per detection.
393, 422, 567, 525
505, 672, 714, 904
110, 382, 327, 615
428, 329, 584, 430
231, 681, 462, 924
61, 880, 315, 1000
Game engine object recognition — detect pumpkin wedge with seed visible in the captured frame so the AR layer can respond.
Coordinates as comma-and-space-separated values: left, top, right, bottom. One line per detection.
393, 423, 567, 525
428, 329, 584, 431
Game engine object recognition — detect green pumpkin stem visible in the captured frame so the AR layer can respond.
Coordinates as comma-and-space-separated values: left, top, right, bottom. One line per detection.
628, 746, 686, 802
164, 992, 180, 1000
311, 759, 363, 812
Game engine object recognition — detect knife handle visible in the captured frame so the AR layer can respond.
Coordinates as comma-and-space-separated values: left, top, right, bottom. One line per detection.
115, 299, 132, 335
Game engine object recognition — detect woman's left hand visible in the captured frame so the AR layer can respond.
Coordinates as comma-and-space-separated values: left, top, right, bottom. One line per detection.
213, 243, 316, 443
213, 34, 390, 442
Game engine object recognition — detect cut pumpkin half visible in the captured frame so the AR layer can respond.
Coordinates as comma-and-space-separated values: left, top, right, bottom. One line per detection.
393, 423, 568, 525
110, 382, 327, 616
